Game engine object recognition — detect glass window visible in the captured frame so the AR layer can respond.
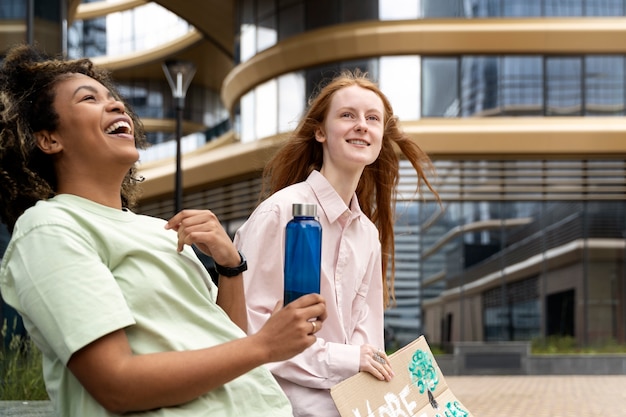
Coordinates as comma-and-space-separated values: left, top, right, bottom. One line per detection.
305, 0, 338, 30
278, 72, 306, 132
257, 0, 275, 19
103, 3, 191, 56
546, 57, 582, 116
460, 56, 499, 116
255, 79, 278, 139
502, 0, 542, 17
240, 23, 257, 62
240, 0, 254, 23
278, 1, 304, 40
544, 0, 583, 16
464, 0, 501, 17
586, 0, 625, 16
0, 0, 26, 19
422, 57, 459, 117
422, 0, 465, 17
257, 0, 277, 52
501, 56, 543, 116
379, 0, 420, 20
380, 56, 421, 121
240, 91, 255, 143
257, 15, 277, 53
342, 0, 378, 22
585, 56, 625, 116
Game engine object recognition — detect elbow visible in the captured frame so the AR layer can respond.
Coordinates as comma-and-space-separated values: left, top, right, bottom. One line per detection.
94, 390, 135, 415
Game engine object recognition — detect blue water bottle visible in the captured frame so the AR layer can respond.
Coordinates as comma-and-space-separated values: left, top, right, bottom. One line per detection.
284, 203, 322, 305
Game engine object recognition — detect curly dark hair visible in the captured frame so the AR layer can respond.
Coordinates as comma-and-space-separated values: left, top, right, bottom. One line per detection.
0, 44, 148, 232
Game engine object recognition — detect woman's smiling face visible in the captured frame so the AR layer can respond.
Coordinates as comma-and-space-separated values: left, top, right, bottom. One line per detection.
45, 73, 138, 170
315, 85, 385, 174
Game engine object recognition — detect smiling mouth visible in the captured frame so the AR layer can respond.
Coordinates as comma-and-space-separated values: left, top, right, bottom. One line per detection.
105, 121, 132, 135
347, 139, 369, 146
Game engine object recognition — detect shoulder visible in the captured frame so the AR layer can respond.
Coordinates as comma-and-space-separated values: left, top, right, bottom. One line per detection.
13, 198, 79, 233
255, 182, 314, 215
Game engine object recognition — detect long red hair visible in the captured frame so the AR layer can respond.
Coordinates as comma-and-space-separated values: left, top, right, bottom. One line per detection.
261, 69, 438, 307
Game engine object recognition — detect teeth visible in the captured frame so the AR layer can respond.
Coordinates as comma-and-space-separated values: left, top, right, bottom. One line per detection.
347, 139, 368, 146
105, 121, 131, 134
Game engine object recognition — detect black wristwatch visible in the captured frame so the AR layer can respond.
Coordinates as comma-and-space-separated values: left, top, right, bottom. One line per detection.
214, 251, 248, 277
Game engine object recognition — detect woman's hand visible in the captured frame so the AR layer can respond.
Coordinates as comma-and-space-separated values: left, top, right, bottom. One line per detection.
165, 209, 239, 267
253, 293, 327, 363
359, 344, 394, 382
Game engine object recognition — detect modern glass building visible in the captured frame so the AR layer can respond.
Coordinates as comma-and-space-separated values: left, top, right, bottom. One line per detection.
1, 0, 625, 350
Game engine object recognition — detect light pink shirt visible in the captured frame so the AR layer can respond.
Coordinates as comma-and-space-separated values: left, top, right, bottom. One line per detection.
234, 170, 384, 417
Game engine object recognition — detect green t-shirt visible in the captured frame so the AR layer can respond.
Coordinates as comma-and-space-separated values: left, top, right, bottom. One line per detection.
0, 194, 292, 417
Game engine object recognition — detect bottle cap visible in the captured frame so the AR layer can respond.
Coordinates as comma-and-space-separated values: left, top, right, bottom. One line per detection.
292, 203, 317, 217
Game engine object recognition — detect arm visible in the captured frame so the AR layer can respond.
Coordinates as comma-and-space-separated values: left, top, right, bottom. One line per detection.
7, 210, 325, 413
166, 209, 247, 330
350, 246, 394, 381
68, 294, 326, 414
236, 204, 359, 388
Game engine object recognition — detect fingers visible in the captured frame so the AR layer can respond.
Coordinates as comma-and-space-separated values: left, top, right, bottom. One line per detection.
283, 295, 325, 337
372, 348, 394, 381
282, 294, 326, 336
260, 296, 327, 362
287, 293, 327, 324
361, 345, 394, 382
164, 210, 236, 261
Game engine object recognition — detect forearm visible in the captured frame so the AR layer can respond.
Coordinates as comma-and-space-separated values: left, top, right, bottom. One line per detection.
69, 330, 270, 414
69, 295, 326, 414
269, 340, 360, 389
216, 274, 247, 331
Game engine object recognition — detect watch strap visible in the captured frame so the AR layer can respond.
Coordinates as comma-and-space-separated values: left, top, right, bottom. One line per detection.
214, 250, 247, 277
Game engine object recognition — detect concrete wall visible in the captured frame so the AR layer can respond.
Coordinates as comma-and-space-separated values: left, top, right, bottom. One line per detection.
435, 342, 626, 376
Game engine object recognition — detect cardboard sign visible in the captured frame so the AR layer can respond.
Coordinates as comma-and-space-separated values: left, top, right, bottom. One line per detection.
331, 336, 473, 417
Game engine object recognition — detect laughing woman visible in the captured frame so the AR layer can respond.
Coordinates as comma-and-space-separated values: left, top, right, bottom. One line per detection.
0, 44, 326, 417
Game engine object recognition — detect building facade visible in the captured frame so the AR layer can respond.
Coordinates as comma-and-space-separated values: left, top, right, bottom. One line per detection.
1, 0, 625, 350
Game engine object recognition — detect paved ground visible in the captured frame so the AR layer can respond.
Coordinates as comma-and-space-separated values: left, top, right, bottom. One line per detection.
1, 375, 625, 416
446, 375, 626, 417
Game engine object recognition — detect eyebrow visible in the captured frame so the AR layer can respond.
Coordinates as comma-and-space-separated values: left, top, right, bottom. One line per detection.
338, 106, 383, 115
72, 85, 114, 99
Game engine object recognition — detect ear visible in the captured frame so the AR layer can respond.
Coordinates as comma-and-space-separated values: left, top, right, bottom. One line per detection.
314, 127, 326, 143
35, 131, 62, 154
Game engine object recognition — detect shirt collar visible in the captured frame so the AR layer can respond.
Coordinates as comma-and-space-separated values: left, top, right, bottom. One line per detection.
306, 170, 363, 224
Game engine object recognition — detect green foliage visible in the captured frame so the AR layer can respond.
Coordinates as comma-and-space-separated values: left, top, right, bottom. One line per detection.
1, 319, 48, 400
531, 335, 626, 354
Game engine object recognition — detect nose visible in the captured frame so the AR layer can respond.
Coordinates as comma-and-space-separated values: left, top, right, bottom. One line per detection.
107, 97, 126, 113
354, 115, 368, 132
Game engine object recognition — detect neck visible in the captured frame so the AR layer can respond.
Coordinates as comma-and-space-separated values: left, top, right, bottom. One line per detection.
56, 172, 126, 210
319, 166, 362, 207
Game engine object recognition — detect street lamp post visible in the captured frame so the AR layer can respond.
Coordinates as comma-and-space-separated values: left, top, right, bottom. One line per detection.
162, 60, 196, 214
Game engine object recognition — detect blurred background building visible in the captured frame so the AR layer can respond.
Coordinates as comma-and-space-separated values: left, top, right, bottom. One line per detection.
1, 0, 626, 351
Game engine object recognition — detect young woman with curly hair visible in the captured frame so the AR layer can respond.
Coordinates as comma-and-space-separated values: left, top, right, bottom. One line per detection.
0, 44, 327, 417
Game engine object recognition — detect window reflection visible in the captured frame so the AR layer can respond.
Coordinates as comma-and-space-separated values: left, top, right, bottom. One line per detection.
500, 57, 543, 116
421, 54, 625, 118
422, 58, 459, 117
237, 54, 626, 138
546, 57, 582, 116
461, 56, 499, 116
585, 56, 625, 116
544, 0, 583, 16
